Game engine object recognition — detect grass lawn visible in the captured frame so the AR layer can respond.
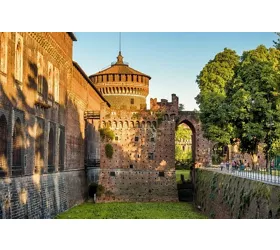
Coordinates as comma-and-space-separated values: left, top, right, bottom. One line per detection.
176, 170, 190, 184
56, 202, 207, 219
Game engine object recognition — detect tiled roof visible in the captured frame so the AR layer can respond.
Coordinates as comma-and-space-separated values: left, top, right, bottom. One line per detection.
89, 52, 151, 79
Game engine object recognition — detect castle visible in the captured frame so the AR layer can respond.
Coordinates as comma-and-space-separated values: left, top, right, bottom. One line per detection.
0, 32, 215, 218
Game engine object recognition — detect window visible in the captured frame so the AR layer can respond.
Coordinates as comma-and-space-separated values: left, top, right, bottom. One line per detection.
12, 118, 23, 176
48, 62, 53, 99
0, 115, 8, 177
115, 136, 118, 141
135, 136, 139, 142
48, 127, 55, 173
110, 171, 115, 176
151, 137, 155, 142
58, 127, 65, 171
37, 52, 44, 96
0, 32, 8, 74
129, 164, 133, 169
54, 67, 59, 103
148, 153, 154, 160
15, 33, 23, 82
159, 171, 164, 177
35, 119, 44, 174
131, 98, 134, 105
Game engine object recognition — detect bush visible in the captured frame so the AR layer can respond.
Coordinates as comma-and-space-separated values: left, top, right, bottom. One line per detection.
99, 127, 114, 141
105, 144, 114, 158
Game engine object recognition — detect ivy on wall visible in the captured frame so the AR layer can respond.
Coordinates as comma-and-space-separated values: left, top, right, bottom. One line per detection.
105, 144, 113, 158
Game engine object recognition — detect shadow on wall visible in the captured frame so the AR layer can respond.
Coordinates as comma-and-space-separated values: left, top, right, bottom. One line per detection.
0, 60, 86, 218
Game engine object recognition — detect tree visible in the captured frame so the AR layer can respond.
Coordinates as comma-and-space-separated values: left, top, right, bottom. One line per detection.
175, 124, 192, 168
195, 48, 239, 144
179, 103, 185, 111
226, 45, 280, 168
273, 32, 280, 50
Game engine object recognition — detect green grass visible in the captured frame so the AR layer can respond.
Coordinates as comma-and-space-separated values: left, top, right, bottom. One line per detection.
176, 170, 190, 184
56, 202, 207, 219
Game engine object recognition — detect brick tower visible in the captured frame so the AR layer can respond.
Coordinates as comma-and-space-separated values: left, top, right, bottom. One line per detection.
89, 52, 151, 110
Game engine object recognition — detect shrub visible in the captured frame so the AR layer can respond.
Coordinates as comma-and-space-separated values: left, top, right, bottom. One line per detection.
99, 127, 114, 141
105, 144, 114, 158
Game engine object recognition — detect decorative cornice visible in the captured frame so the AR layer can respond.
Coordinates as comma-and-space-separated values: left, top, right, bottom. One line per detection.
28, 32, 71, 70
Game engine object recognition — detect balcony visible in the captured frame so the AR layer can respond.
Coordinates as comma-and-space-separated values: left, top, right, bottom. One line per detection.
84, 111, 100, 120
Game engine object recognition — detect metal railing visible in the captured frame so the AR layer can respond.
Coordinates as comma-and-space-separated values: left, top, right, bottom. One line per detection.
206, 165, 280, 185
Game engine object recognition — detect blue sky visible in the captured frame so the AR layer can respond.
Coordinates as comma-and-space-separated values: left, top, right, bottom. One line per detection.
72, 32, 277, 110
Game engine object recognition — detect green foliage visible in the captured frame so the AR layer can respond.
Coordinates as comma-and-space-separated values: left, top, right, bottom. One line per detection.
196, 48, 239, 144
175, 124, 192, 141
131, 112, 140, 120
273, 32, 280, 50
55, 202, 208, 219
179, 103, 185, 111
99, 127, 114, 141
196, 45, 280, 166
175, 124, 193, 168
105, 144, 113, 158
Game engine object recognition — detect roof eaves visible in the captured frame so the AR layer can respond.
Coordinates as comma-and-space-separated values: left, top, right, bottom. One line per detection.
72, 61, 110, 107
67, 32, 77, 41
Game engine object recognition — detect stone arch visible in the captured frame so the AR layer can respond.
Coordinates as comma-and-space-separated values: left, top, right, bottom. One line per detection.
101, 121, 106, 128
129, 121, 134, 128
0, 114, 8, 177
176, 117, 197, 164
116, 87, 119, 94
112, 120, 117, 129
152, 121, 157, 129
141, 121, 145, 128
124, 121, 128, 129
109, 87, 111, 94
136, 121, 140, 128
124, 87, 127, 94
12, 118, 24, 176
118, 121, 123, 129
107, 121, 112, 128
112, 87, 115, 94
147, 121, 151, 128
120, 87, 123, 94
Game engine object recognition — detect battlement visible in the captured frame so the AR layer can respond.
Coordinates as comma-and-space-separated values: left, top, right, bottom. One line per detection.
150, 94, 179, 115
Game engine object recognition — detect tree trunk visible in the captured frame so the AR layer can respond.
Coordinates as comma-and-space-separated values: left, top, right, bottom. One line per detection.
251, 153, 258, 170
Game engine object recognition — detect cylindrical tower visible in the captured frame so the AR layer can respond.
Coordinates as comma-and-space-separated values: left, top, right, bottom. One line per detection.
89, 52, 151, 110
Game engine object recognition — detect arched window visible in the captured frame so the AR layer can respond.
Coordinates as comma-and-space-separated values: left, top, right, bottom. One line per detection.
37, 52, 44, 95
12, 118, 23, 176
54, 67, 59, 103
0, 115, 8, 177
48, 127, 55, 173
15, 36, 23, 82
0, 33, 8, 73
48, 62, 53, 99
58, 127, 65, 171
35, 120, 44, 174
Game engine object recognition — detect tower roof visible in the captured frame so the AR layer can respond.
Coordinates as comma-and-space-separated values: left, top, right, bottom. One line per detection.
89, 52, 151, 79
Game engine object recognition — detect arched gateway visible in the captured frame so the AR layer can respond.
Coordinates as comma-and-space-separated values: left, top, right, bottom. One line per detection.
177, 111, 212, 167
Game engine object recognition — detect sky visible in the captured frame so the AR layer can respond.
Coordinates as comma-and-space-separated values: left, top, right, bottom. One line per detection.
72, 32, 278, 111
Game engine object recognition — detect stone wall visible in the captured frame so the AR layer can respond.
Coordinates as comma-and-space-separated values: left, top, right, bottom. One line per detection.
0, 170, 86, 219
194, 169, 280, 219
87, 168, 178, 202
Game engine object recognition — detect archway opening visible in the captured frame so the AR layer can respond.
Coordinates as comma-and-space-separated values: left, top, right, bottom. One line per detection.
175, 121, 195, 184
